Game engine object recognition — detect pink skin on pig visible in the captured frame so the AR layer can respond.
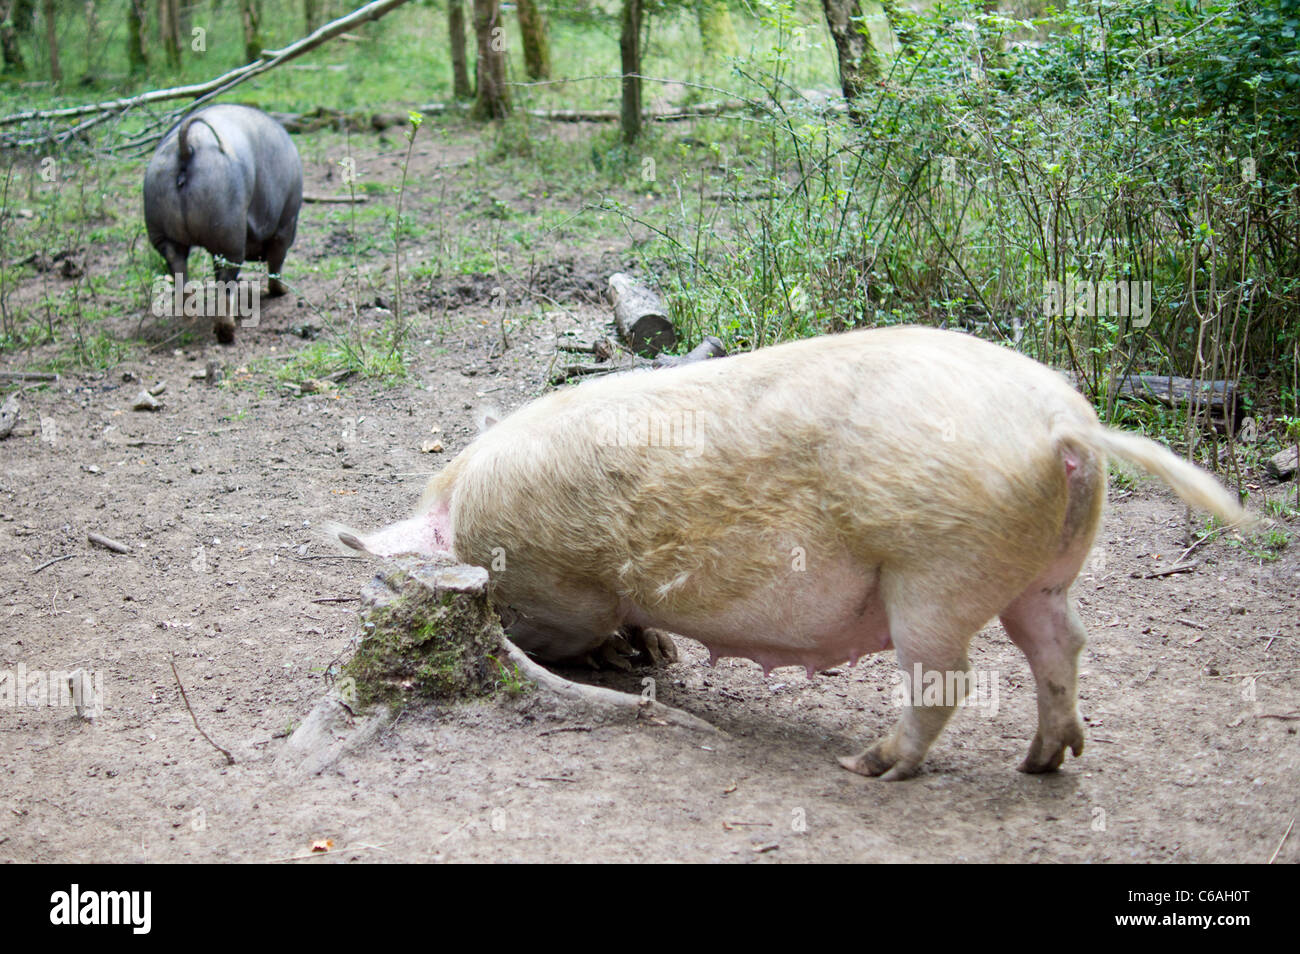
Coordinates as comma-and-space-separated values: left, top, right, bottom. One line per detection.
336, 504, 453, 559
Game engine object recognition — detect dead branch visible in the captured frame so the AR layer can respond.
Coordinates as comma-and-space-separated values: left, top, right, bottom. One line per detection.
0, 371, 59, 382
1137, 562, 1199, 579
0, 0, 414, 148
31, 554, 75, 574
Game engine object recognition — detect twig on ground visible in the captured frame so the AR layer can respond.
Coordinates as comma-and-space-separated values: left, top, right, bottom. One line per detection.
31, 554, 74, 574
169, 658, 235, 765
87, 532, 131, 554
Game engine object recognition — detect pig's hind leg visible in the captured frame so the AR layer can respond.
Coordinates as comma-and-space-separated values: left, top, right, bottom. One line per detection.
999, 587, 1088, 773
997, 440, 1102, 773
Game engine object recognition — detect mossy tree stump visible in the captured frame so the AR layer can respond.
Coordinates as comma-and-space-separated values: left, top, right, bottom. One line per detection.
281, 557, 715, 776
343, 557, 524, 708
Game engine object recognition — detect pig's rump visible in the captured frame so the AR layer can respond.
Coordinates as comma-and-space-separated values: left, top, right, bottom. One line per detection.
439, 327, 1103, 673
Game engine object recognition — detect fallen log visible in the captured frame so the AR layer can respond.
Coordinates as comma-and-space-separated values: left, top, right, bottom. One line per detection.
608, 273, 676, 357
550, 334, 726, 385
1115, 374, 1239, 418
267, 107, 411, 135
301, 193, 368, 204
653, 335, 726, 368
1266, 446, 1298, 481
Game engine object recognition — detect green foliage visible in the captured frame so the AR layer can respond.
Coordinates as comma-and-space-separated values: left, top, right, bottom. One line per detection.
630, 0, 1298, 414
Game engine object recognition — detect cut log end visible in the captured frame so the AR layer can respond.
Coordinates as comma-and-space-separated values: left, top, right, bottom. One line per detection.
608, 272, 676, 357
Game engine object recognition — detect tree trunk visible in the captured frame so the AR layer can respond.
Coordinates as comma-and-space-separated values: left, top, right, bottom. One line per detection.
127, 0, 147, 73
448, 0, 471, 99
470, 0, 509, 120
619, 0, 641, 144
12, 0, 31, 32
303, 0, 319, 32
82, 0, 98, 81
515, 0, 549, 80
0, 0, 27, 73
158, 0, 180, 68
238, 0, 262, 61
697, 0, 737, 58
821, 0, 879, 123
41, 0, 60, 81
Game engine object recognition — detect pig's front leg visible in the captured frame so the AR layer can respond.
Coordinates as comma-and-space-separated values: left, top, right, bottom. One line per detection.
840, 648, 972, 781
840, 594, 984, 781
617, 624, 679, 667
505, 614, 677, 671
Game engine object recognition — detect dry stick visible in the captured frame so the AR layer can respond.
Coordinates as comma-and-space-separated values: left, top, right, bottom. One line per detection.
1269, 818, 1294, 865
311, 596, 360, 604
31, 554, 74, 574
1143, 562, 1198, 579
87, 531, 131, 554
537, 725, 594, 737
1205, 667, 1300, 679
169, 658, 235, 765
265, 843, 386, 863
1174, 529, 1220, 565
0, 371, 58, 381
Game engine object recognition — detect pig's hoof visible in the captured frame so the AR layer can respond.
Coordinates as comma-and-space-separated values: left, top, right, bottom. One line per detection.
1017, 726, 1085, 774
582, 627, 679, 670
621, 625, 679, 667
838, 744, 918, 781
584, 632, 637, 671
213, 315, 236, 344
268, 278, 288, 297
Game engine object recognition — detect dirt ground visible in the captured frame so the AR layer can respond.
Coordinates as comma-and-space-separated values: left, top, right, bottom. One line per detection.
1, 129, 1297, 864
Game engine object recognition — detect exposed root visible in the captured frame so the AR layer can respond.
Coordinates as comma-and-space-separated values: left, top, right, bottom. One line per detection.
501, 636, 717, 734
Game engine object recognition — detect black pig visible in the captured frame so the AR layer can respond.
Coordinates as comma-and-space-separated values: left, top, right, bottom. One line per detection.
143, 104, 302, 343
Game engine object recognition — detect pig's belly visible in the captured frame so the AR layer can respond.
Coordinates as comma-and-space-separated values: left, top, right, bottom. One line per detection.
622, 564, 892, 677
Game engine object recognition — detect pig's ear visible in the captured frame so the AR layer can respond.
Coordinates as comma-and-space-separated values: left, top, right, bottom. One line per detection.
320, 520, 377, 557
476, 405, 501, 433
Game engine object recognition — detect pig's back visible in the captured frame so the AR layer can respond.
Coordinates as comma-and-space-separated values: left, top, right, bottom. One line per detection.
446, 326, 1095, 608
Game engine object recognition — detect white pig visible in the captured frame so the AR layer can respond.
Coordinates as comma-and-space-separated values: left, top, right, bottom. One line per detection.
332, 326, 1249, 779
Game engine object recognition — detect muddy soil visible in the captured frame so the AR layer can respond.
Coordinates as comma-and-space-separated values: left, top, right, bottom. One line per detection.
0, 126, 1297, 864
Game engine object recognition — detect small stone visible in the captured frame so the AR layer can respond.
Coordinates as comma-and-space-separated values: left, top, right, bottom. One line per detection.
132, 390, 162, 412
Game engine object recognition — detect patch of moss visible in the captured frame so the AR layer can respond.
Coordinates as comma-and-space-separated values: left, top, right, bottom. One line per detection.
341, 563, 527, 709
